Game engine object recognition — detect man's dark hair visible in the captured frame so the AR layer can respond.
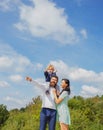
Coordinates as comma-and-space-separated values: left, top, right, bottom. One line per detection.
51, 75, 58, 81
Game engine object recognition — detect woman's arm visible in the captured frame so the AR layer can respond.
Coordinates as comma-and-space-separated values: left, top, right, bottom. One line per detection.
53, 89, 63, 104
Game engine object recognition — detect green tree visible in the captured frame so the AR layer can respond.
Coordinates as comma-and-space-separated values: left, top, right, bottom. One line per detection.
0, 104, 9, 127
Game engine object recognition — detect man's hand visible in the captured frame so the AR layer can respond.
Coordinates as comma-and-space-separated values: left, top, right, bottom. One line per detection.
26, 76, 32, 82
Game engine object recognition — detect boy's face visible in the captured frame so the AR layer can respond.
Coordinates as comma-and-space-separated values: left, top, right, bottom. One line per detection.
48, 67, 54, 73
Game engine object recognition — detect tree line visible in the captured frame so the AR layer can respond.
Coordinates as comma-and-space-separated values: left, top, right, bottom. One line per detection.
0, 95, 103, 130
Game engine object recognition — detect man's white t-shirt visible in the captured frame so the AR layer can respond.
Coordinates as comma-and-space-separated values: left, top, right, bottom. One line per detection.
32, 80, 56, 110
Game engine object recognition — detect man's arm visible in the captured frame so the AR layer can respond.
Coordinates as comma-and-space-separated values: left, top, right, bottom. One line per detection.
26, 76, 46, 92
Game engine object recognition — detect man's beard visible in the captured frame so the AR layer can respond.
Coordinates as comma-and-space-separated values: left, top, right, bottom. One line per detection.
50, 81, 56, 87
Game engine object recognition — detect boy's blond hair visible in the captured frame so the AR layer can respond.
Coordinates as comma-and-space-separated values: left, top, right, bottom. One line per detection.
46, 64, 55, 71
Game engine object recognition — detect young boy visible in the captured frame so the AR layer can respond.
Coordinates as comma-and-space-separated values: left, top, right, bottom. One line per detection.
44, 64, 60, 94
44, 64, 57, 82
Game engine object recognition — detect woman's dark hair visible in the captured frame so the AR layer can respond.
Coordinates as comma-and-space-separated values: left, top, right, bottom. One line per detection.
60, 79, 71, 95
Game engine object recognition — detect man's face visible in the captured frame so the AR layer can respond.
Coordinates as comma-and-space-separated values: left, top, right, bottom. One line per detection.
50, 77, 58, 87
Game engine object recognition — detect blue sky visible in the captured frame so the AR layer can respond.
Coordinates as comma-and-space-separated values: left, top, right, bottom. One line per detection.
0, 0, 103, 110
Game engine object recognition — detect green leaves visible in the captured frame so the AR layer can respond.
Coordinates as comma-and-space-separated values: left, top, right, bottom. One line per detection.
0, 95, 103, 130
0, 104, 9, 127
69, 96, 103, 130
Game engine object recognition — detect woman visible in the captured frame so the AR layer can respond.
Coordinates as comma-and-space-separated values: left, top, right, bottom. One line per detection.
53, 79, 71, 130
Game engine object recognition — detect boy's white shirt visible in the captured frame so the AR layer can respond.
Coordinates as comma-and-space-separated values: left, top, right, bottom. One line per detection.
32, 80, 56, 110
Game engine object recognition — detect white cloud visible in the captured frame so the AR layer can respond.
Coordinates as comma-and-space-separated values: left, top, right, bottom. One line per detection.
80, 85, 102, 97
69, 68, 103, 84
15, 56, 32, 72
0, 43, 44, 90
0, 43, 34, 70
4, 96, 22, 104
15, 23, 27, 31
49, 60, 103, 84
70, 68, 96, 81
0, 56, 13, 68
0, 0, 20, 11
0, 43, 32, 72
9, 75, 23, 82
14, 0, 79, 44
47, 60, 103, 97
36, 63, 43, 70
4, 96, 28, 107
3, 96, 31, 110
0, 44, 43, 76
0, 55, 32, 72
50, 60, 70, 79
80, 29, 87, 39
0, 81, 10, 88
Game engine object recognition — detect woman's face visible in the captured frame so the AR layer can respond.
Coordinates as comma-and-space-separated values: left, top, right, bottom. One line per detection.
61, 80, 67, 89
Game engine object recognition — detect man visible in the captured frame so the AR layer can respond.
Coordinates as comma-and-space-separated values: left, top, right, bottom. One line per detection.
26, 75, 59, 130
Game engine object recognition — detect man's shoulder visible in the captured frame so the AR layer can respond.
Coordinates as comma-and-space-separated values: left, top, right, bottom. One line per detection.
56, 84, 60, 91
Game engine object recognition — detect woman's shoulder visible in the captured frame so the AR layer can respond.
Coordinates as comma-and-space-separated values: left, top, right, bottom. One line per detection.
60, 91, 68, 98
62, 91, 68, 95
